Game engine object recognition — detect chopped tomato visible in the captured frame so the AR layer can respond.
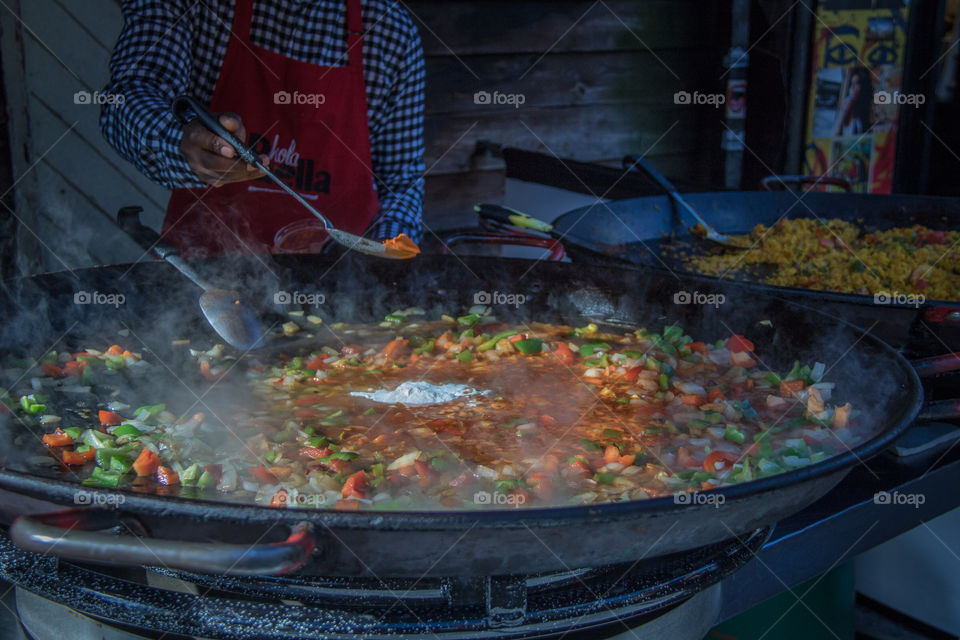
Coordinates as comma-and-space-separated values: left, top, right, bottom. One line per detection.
300, 447, 333, 459
156, 465, 180, 485
677, 446, 699, 469
294, 395, 324, 407
701, 481, 717, 490
552, 342, 576, 365
687, 341, 708, 354
105, 345, 124, 356
727, 334, 754, 353
707, 387, 725, 402
539, 414, 558, 428
62, 361, 86, 376
270, 489, 289, 508
41, 363, 64, 378
703, 451, 737, 473
619, 453, 636, 466
98, 410, 124, 426
248, 466, 275, 483
508, 333, 527, 343
335, 499, 360, 511
680, 394, 706, 406
60, 449, 87, 465
203, 464, 222, 480
780, 379, 806, 396
527, 472, 553, 501
42, 430, 74, 447
414, 460, 438, 486
133, 448, 160, 476
603, 445, 621, 464
567, 459, 592, 478
325, 458, 353, 474
623, 365, 644, 383
380, 339, 409, 360
342, 470, 366, 499
305, 358, 327, 370
584, 377, 604, 386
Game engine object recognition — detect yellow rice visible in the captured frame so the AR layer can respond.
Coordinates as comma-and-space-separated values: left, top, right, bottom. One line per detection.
681, 218, 960, 301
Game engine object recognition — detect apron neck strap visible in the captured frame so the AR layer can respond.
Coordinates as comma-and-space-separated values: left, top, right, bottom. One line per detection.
232, 0, 363, 68
233, 0, 254, 41
346, 0, 363, 69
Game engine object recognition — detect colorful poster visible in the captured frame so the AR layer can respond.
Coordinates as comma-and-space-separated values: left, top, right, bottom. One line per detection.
803, 5, 910, 193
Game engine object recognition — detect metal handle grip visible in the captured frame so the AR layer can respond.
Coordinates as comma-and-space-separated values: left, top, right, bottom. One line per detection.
173, 95, 259, 165
918, 400, 960, 422
10, 509, 315, 576
474, 203, 554, 233
912, 352, 960, 377
117, 206, 178, 260
442, 231, 566, 261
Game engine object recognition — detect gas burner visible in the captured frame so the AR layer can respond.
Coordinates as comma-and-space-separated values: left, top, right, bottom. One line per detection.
0, 527, 768, 639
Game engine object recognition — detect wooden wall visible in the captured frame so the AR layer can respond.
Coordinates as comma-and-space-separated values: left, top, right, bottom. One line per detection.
1, 0, 730, 273
412, 0, 731, 229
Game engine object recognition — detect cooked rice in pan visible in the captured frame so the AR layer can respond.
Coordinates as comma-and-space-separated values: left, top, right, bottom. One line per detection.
682, 219, 960, 301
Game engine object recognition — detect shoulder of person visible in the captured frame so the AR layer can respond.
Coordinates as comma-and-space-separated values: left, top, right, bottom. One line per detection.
360, 0, 419, 39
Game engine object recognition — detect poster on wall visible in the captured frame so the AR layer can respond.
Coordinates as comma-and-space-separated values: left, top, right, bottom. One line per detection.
803, 3, 911, 193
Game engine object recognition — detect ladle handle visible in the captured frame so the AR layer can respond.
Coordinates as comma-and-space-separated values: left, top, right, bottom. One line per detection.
173, 95, 258, 166
117, 206, 212, 291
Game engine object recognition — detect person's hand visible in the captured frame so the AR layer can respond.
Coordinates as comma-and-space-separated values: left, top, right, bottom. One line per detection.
179, 113, 269, 187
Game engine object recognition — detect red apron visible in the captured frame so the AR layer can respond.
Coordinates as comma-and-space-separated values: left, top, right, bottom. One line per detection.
162, 0, 379, 257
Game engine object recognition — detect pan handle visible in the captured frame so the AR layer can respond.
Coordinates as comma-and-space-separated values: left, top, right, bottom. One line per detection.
442, 231, 566, 261
912, 352, 960, 377
918, 400, 960, 422
474, 204, 554, 233
9, 509, 315, 576
760, 174, 853, 192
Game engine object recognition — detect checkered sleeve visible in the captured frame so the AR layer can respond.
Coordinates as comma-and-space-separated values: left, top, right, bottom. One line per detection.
366, 11, 425, 243
99, 0, 206, 189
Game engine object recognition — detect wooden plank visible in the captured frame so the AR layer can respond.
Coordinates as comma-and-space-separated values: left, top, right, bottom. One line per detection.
32, 162, 144, 269
406, 0, 726, 56
423, 169, 505, 231
28, 97, 170, 233
425, 50, 712, 116
49, 0, 122, 52
21, 1, 169, 209
424, 104, 705, 176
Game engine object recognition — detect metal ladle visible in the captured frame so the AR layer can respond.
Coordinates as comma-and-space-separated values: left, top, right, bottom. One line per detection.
623, 155, 749, 249
172, 95, 415, 260
118, 206, 268, 350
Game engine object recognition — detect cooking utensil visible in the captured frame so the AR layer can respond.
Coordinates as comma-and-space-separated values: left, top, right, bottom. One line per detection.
172, 95, 413, 260
622, 155, 749, 249
117, 206, 267, 350
0, 255, 955, 577
474, 191, 960, 352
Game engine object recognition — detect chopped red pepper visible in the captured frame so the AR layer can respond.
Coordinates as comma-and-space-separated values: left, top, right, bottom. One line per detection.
156, 465, 180, 485
133, 448, 160, 476
98, 410, 124, 426
341, 470, 366, 498
727, 334, 754, 353
42, 430, 74, 447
